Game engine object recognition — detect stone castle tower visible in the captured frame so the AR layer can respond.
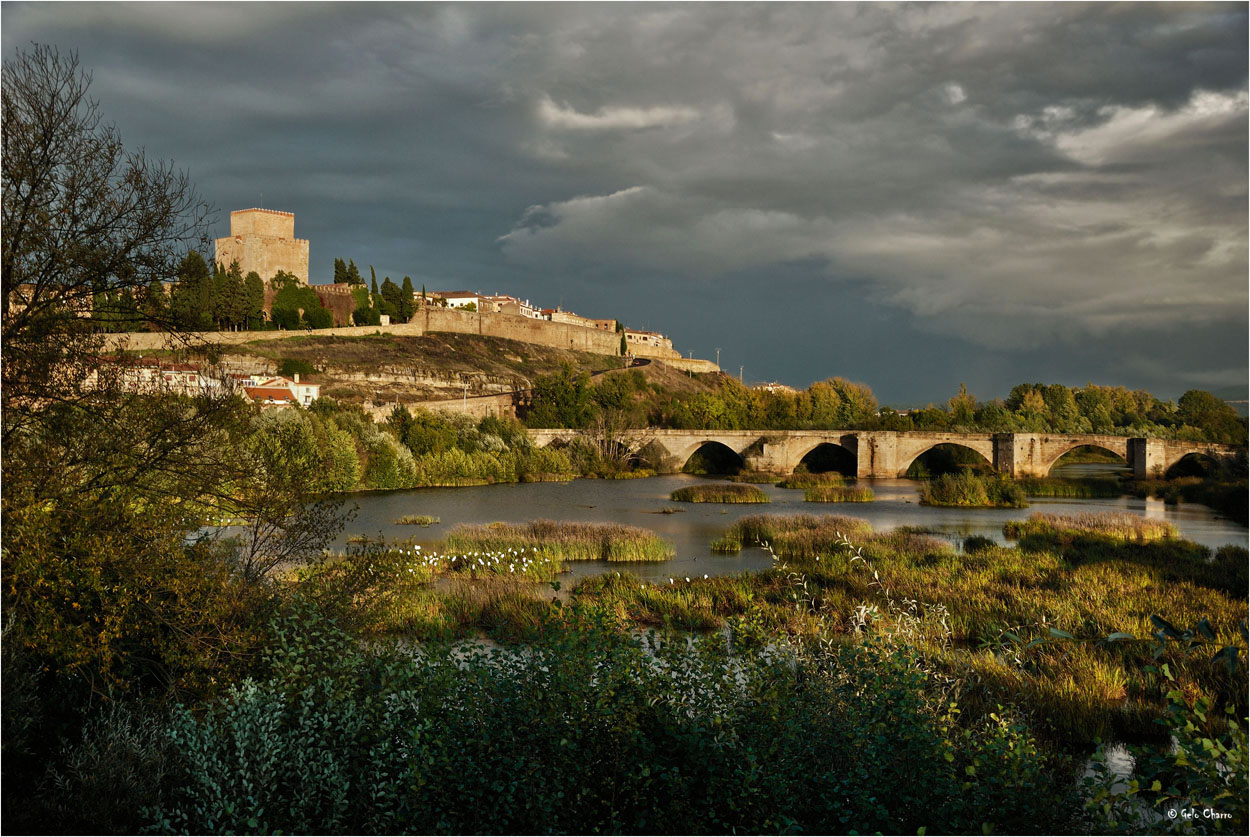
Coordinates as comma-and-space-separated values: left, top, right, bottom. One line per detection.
214, 208, 309, 283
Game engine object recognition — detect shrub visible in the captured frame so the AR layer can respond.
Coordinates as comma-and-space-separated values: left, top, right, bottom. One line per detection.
148, 609, 1082, 834
921, 472, 1028, 508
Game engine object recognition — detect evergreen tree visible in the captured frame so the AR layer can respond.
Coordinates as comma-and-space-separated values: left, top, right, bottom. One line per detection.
380, 277, 402, 319
243, 271, 266, 330
333, 257, 348, 284
346, 259, 363, 285
142, 279, 168, 331
220, 261, 246, 330
370, 266, 379, 296
400, 276, 416, 322
171, 250, 212, 331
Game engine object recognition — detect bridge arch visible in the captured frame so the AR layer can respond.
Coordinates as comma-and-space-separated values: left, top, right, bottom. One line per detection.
681, 440, 746, 475
1163, 450, 1221, 479
794, 439, 858, 476
1041, 442, 1130, 477
898, 440, 996, 478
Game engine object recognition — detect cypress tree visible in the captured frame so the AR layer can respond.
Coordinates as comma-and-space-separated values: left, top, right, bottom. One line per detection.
400, 276, 415, 321
333, 257, 348, 284
244, 271, 266, 329
346, 259, 363, 285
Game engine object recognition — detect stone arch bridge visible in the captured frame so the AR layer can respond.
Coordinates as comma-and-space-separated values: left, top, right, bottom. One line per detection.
526, 429, 1242, 479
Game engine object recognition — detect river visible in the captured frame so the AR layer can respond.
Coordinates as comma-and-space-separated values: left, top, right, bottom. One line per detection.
334, 465, 1248, 583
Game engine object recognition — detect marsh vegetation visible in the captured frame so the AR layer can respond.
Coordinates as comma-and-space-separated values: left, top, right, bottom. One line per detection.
670, 483, 771, 503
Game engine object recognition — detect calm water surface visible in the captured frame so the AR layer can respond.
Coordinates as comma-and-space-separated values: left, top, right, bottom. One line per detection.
336, 465, 1247, 583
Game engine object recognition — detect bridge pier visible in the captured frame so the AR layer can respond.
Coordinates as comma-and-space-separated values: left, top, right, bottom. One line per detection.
992, 433, 1048, 478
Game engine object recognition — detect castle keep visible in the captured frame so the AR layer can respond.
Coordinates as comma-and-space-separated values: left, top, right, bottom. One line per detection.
214, 208, 309, 282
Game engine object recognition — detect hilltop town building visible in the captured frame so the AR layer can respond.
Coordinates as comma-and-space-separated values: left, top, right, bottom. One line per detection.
214, 209, 310, 283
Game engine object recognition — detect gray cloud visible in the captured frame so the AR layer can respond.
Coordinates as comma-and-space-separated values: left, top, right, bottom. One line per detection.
3, 1, 1245, 401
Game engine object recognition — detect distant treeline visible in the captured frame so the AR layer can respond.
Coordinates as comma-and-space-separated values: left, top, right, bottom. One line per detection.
523, 367, 1247, 446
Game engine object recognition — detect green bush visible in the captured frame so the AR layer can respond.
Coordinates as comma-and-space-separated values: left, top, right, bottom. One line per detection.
148, 607, 1081, 834
921, 472, 1028, 508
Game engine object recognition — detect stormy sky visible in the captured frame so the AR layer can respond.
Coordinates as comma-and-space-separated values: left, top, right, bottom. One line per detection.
4, 2, 1247, 404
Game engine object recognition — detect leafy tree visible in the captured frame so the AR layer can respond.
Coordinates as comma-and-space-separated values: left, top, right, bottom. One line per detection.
1178, 390, 1246, 445
350, 284, 380, 326
2, 44, 211, 430
271, 278, 329, 329
948, 383, 976, 427
526, 364, 596, 428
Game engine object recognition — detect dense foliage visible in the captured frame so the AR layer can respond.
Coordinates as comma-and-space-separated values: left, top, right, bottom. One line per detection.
139, 607, 1083, 835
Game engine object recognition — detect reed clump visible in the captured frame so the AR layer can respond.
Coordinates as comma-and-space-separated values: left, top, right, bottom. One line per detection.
444, 520, 675, 562
711, 513, 873, 555
1017, 477, 1123, 499
920, 472, 1027, 508
727, 471, 784, 484
1004, 512, 1178, 543
395, 514, 440, 526
670, 483, 770, 504
778, 471, 844, 489
804, 485, 874, 503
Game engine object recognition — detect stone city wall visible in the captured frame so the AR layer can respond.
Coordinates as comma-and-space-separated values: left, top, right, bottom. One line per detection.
102, 305, 717, 371
360, 391, 516, 422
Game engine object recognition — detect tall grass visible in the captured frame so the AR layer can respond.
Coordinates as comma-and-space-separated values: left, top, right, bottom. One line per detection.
1004, 512, 1178, 543
395, 514, 440, 526
920, 472, 1027, 508
443, 520, 675, 562
711, 513, 873, 555
804, 485, 874, 503
670, 483, 770, 504
778, 471, 844, 489
1017, 477, 1123, 498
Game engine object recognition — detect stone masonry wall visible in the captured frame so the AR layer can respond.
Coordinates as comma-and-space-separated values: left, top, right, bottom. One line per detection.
102, 305, 719, 372
214, 209, 310, 283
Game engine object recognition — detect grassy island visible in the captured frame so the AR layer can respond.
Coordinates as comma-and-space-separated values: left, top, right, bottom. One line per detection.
670, 483, 771, 503
804, 485, 874, 503
920, 472, 1028, 508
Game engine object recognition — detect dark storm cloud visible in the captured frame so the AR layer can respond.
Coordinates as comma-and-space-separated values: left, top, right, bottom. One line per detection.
4, 2, 1246, 402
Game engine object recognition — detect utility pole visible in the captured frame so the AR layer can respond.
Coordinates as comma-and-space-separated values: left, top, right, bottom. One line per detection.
462, 383, 468, 413
739, 366, 743, 383
715, 347, 721, 367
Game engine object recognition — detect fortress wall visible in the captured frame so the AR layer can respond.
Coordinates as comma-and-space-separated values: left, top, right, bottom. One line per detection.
102, 305, 720, 372
215, 236, 310, 283
361, 392, 515, 422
